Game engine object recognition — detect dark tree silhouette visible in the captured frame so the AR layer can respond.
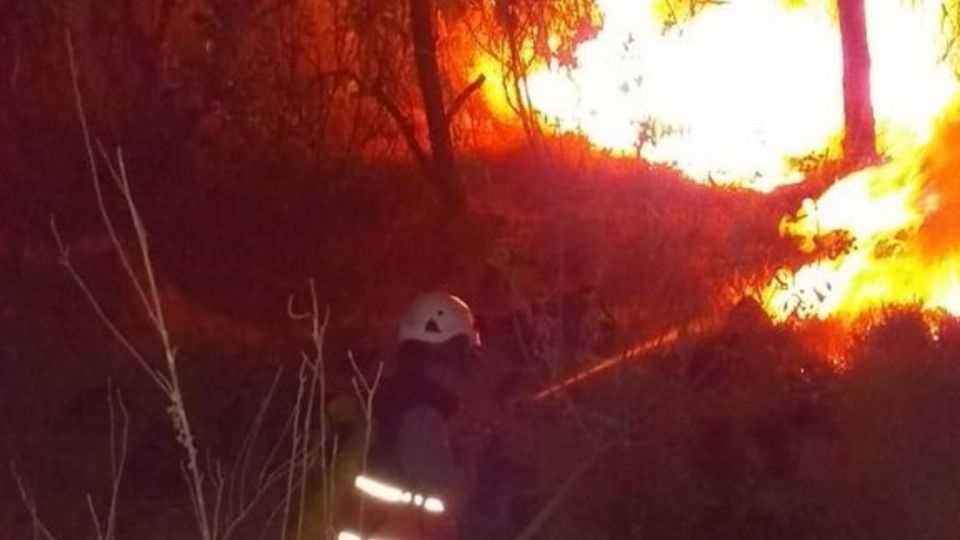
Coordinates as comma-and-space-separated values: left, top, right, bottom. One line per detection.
410, 0, 467, 209
838, 0, 877, 164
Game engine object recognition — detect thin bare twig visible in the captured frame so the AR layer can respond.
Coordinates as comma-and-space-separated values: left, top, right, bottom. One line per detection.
281, 361, 308, 540
231, 368, 283, 519
67, 33, 158, 329
50, 218, 171, 393
86, 494, 104, 540
259, 409, 297, 490
297, 354, 320, 540
220, 437, 321, 540
10, 461, 61, 540
212, 458, 226, 540
309, 283, 330, 539
104, 382, 129, 540
348, 352, 383, 534
64, 31, 212, 540
288, 280, 333, 539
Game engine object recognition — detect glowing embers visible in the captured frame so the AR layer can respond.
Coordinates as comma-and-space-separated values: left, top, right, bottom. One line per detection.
354, 474, 446, 514
508, 0, 957, 190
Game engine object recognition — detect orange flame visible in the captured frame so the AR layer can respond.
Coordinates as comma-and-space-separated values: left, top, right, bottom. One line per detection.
762, 1, 960, 323
766, 100, 960, 321
479, 0, 958, 191
472, 0, 960, 324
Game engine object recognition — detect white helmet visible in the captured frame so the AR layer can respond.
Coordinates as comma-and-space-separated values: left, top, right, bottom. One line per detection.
398, 292, 480, 347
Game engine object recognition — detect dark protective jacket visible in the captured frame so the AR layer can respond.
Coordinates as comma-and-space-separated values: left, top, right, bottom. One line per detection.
367, 345, 461, 496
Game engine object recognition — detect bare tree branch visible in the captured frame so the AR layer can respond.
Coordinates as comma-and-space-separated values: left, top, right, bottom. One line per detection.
50, 218, 172, 393
231, 369, 283, 519
64, 30, 213, 540
446, 74, 486, 122
86, 495, 104, 540
102, 382, 130, 540
368, 80, 431, 175
319, 69, 432, 177
67, 33, 161, 330
348, 352, 384, 534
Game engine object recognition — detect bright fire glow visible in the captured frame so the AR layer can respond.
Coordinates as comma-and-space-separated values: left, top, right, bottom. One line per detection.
473, 0, 960, 323
766, 101, 960, 321
481, 0, 957, 191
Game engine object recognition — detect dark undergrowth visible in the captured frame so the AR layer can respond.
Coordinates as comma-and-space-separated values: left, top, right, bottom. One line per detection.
4, 138, 960, 538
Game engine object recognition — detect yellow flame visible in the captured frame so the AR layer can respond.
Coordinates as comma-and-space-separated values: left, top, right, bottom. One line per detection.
480, 0, 957, 190
868, 0, 958, 155
766, 101, 960, 321
471, 0, 960, 323
527, 0, 844, 190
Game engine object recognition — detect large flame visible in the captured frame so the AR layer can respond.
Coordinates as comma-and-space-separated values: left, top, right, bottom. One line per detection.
483, 0, 956, 190
761, 2, 960, 323
766, 101, 960, 321
472, 0, 960, 323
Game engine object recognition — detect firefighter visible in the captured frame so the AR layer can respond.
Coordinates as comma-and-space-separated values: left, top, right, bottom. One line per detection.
338, 292, 483, 540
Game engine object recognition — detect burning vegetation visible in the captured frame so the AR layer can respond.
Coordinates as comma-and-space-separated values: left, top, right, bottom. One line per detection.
766, 105, 960, 324
3, 0, 960, 538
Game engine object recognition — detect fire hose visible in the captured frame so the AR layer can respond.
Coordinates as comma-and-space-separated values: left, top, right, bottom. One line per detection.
531, 315, 719, 401
338, 317, 721, 540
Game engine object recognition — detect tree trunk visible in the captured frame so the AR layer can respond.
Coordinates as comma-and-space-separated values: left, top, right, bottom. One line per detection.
409, 0, 466, 209
837, 0, 877, 164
